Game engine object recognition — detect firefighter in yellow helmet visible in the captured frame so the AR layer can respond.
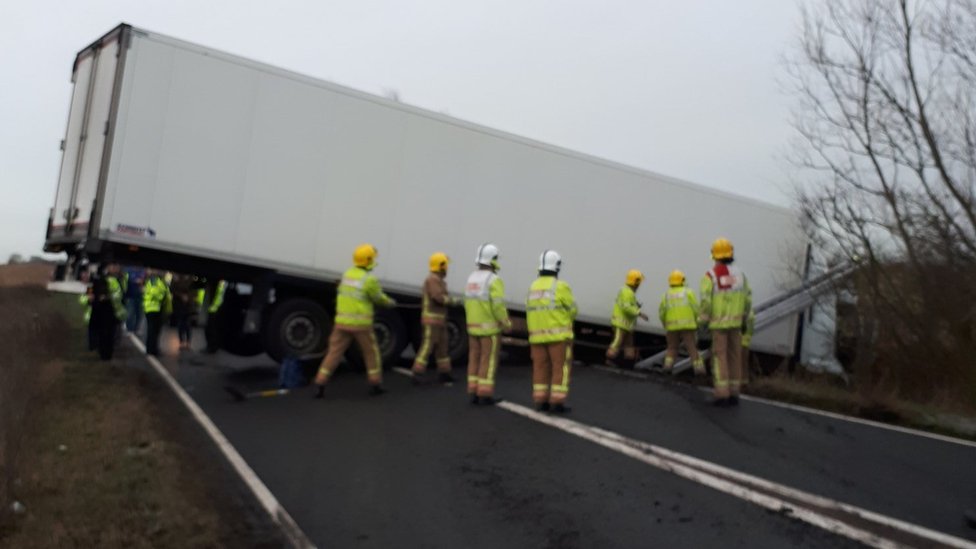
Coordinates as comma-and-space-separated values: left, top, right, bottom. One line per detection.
527, 250, 578, 413
464, 243, 512, 405
314, 244, 397, 398
658, 270, 704, 374
606, 269, 648, 368
412, 252, 462, 385
699, 238, 752, 407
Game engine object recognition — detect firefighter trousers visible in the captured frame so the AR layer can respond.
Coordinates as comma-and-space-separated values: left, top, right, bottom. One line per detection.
710, 329, 743, 398
412, 324, 451, 374
467, 335, 500, 397
665, 330, 703, 373
315, 326, 383, 386
531, 341, 573, 405
606, 328, 635, 361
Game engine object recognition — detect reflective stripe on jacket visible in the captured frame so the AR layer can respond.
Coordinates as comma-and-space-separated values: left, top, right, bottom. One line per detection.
658, 286, 698, 332
699, 264, 751, 330
611, 285, 640, 331
526, 275, 577, 344
464, 270, 510, 336
335, 267, 395, 327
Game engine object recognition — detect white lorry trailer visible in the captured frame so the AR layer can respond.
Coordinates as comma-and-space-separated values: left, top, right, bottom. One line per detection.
45, 24, 805, 365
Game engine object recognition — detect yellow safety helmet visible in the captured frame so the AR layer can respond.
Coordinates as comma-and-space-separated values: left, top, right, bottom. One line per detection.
353, 243, 378, 268
625, 269, 644, 287
668, 269, 685, 286
429, 252, 449, 273
711, 237, 734, 260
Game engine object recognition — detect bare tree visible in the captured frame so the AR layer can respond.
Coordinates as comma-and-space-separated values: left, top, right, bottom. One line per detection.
787, 0, 976, 408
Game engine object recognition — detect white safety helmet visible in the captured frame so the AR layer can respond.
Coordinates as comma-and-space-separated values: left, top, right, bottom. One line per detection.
538, 250, 562, 273
476, 243, 500, 267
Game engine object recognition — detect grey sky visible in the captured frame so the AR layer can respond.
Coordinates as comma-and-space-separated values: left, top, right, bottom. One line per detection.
0, 0, 799, 261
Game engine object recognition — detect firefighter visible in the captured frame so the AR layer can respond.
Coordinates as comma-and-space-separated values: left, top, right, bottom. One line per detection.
314, 244, 397, 398
699, 238, 752, 407
412, 252, 462, 385
659, 270, 704, 374
526, 250, 578, 413
464, 243, 512, 405
606, 269, 648, 368
143, 269, 171, 357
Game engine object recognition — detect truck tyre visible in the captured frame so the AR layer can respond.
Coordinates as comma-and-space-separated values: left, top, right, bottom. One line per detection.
263, 298, 331, 363
345, 309, 409, 370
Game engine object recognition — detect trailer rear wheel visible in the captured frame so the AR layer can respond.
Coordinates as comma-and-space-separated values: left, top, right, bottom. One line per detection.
345, 309, 408, 370
263, 298, 330, 363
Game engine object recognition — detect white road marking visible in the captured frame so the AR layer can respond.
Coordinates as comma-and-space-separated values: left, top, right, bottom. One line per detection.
126, 334, 315, 549
392, 366, 414, 377
497, 400, 976, 549
591, 365, 976, 449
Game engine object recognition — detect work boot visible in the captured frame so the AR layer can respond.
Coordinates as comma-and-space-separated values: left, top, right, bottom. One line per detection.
712, 397, 730, 408
551, 403, 571, 414
605, 358, 619, 368
438, 372, 455, 385
729, 395, 740, 406
313, 385, 325, 399
412, 371, 426, 386
368, 385, 386, 397
470, 394, 480, 405
479, 396, 502, 406
536, 402, 551, 412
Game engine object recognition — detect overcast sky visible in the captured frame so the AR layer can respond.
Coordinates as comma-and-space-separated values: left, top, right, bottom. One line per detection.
0, 0, 800, 261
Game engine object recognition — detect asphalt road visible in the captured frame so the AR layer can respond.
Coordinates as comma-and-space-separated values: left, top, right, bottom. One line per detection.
146, 330, 976, 548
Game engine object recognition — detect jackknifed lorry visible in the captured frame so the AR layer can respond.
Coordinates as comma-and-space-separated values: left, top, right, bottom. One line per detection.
45, 24, 806, 366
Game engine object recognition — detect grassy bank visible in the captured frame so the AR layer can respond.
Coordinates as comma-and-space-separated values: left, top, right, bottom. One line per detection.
746, 371, 976, 441
0, 265, 285, 548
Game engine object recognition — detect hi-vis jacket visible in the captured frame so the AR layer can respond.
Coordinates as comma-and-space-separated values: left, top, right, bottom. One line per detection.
526, 275, 577, 344
658, 286, 698, 332
611, 285, 641, 331
464, 269, 511, 336
143, 277, 171, 314
335, 266, 395, 328
699, 263, 752, 330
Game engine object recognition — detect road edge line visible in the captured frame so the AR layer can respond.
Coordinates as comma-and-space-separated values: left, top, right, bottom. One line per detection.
126, 333, 315, 549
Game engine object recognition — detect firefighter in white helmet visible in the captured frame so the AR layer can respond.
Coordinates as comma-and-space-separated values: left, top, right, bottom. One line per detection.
606, 269, 649, 368
658, 270, 704, 374
463, 244, 512, 405
699, 238, 751, 406
526, 250, 578, 413
412, 252, 462, 385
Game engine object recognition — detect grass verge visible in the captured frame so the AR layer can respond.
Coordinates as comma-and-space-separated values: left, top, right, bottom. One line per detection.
746, 371, 976, 442
0, 267, 286, 548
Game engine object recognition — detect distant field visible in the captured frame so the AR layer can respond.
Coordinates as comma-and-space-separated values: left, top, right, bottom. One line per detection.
0, 263, 53, 288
